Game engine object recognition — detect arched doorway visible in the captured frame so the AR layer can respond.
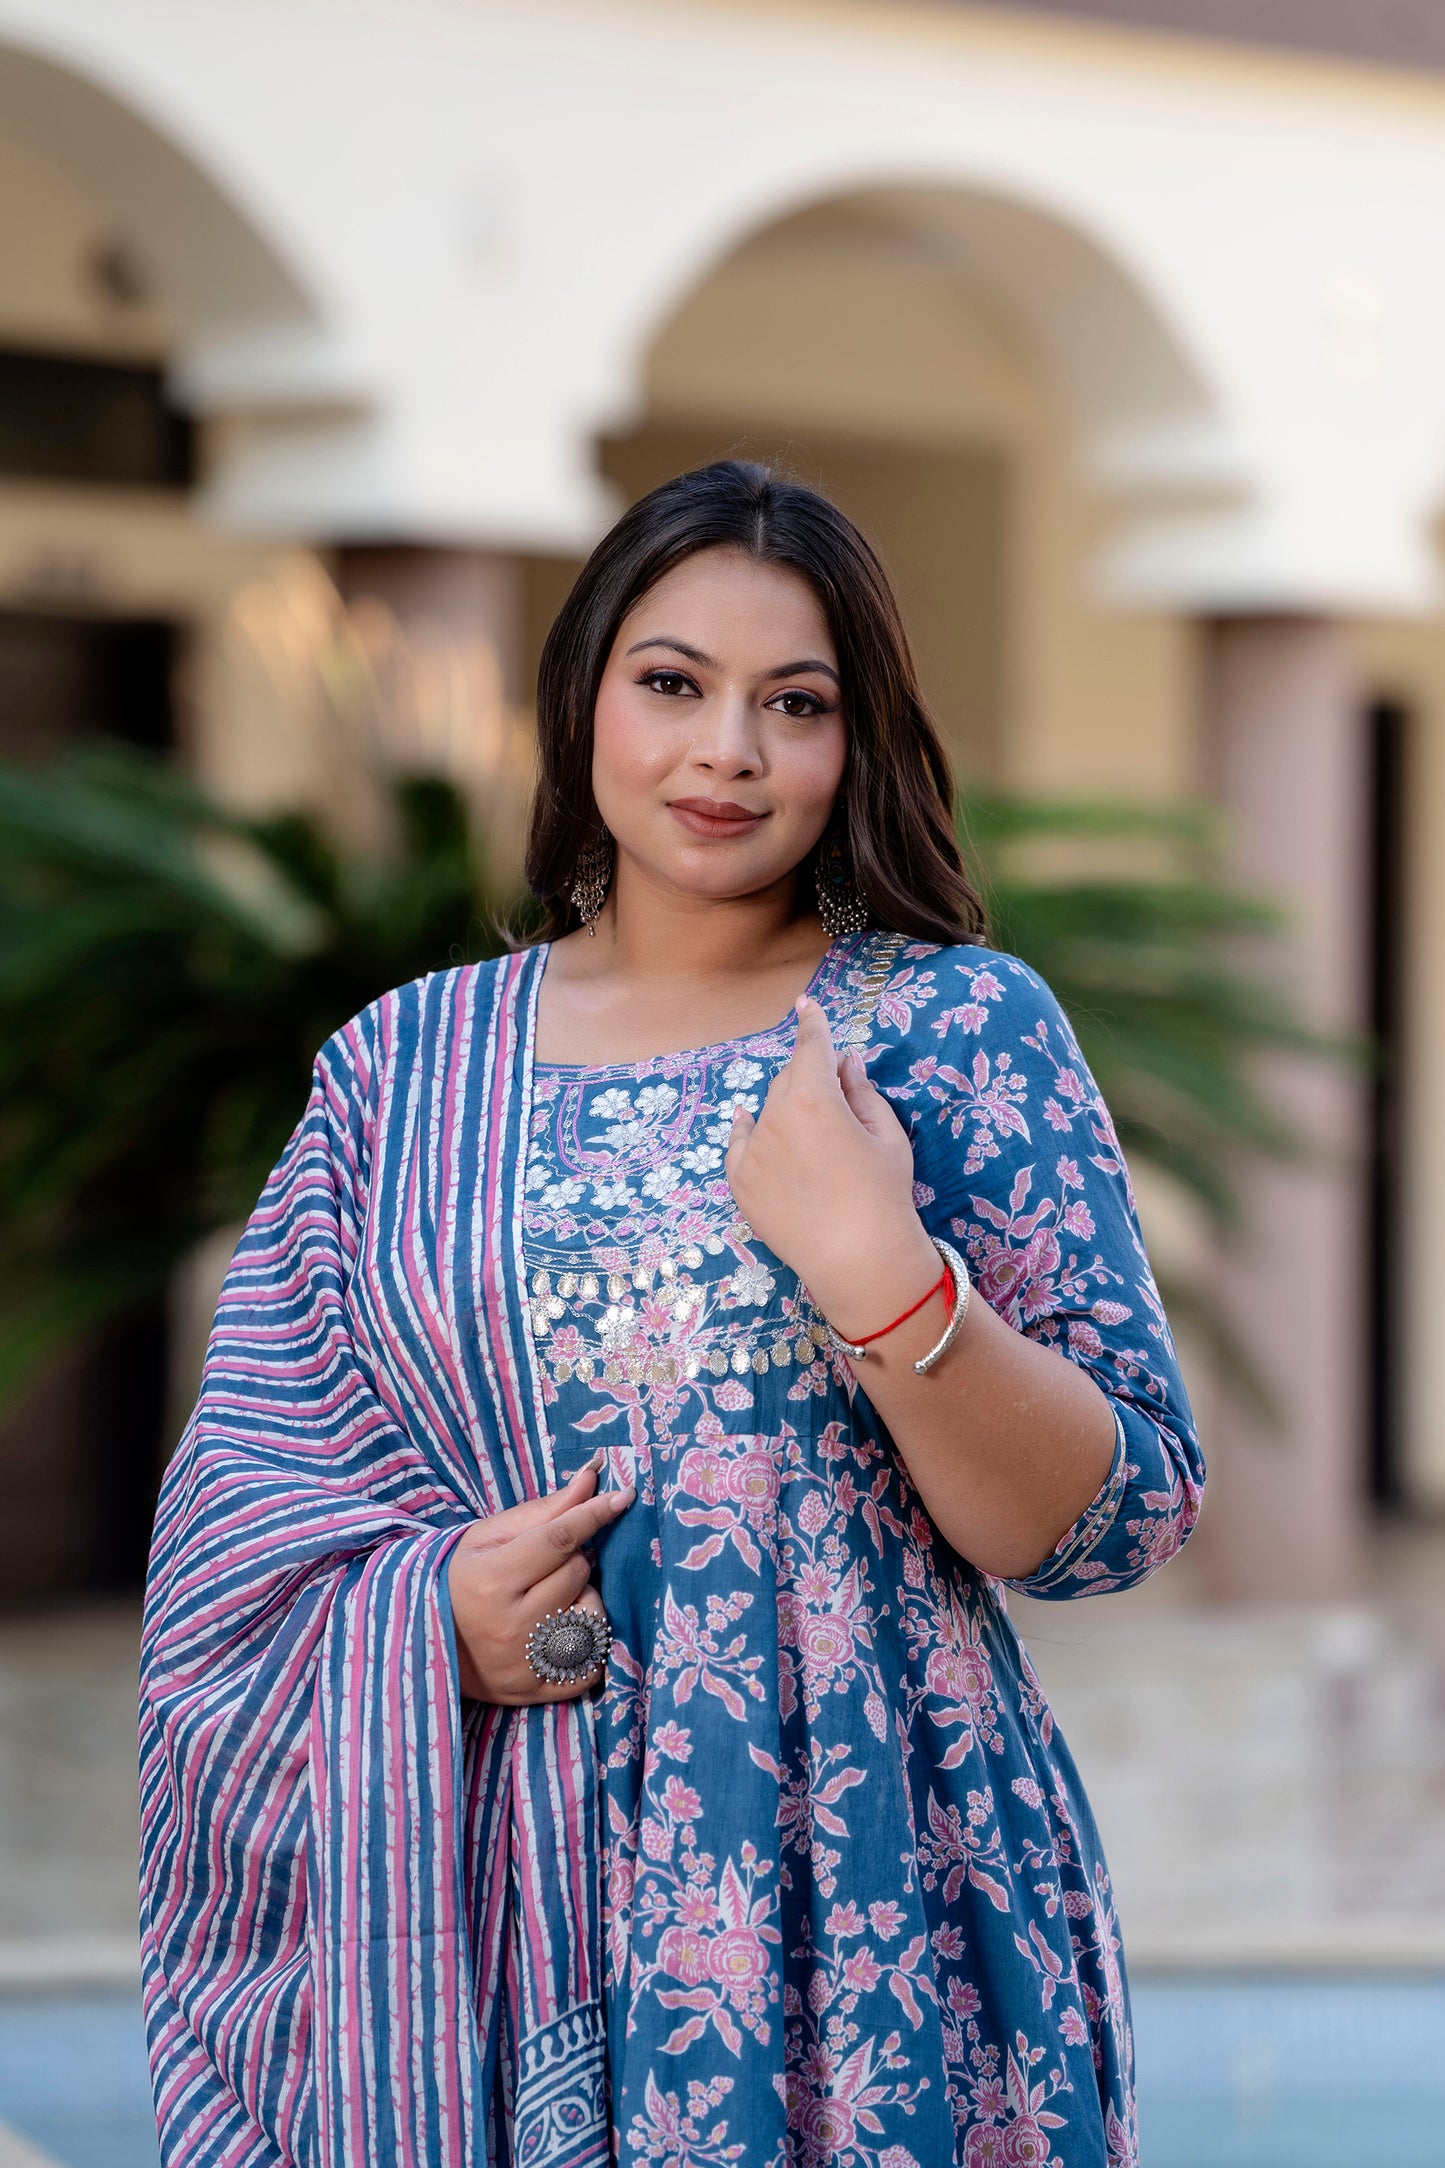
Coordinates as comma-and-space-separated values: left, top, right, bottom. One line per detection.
528, 177, 1219, 818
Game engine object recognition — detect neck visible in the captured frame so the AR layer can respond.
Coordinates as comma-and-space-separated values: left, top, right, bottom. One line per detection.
587, 859, 823, 983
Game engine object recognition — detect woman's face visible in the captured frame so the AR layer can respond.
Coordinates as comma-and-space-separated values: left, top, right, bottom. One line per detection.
591, 547, 846, 911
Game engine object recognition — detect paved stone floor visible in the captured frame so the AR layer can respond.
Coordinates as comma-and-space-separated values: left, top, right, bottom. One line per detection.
1009, 1519, 1445, 1967
0, 1604, 143, 1970
2, 1526, 1444, 2161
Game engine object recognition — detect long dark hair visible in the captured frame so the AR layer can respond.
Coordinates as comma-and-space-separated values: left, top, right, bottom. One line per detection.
526, 459, 987, 946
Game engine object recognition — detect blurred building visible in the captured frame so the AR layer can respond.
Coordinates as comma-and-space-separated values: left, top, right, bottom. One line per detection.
2, 0, 1445, 1606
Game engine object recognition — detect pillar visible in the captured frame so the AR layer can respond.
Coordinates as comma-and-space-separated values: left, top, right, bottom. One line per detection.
334, 545, 523, 694
1197, 616, 1369, 1601
333, 544, 531, 877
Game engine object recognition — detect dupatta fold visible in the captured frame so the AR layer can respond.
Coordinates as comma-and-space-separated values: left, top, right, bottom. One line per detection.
139, 950, 606, 2168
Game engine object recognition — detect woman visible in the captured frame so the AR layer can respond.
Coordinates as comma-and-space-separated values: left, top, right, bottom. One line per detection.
140, 462, 1201, 2168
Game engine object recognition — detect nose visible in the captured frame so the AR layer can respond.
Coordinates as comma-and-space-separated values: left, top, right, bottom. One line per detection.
687, 688, 763, 778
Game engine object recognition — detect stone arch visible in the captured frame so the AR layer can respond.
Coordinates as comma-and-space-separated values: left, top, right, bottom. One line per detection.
0, 33, 325, 400
591, 172, 1234, 788
609, 171, 1236, 495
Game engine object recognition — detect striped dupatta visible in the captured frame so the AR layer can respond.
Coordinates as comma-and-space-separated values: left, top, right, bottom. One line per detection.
139, 950, 606, 2168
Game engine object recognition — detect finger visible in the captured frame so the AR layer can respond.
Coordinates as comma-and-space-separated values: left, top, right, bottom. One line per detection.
525, 1544, 595, 1619
463, 1454, 602, 1550
507, 1482, 635, 1591
519, 1453, 603, 1521
546, 1452, 604, 1508
839, 1048, 902, 1136
789, 993, 839, 1079
724, 1108, 755, 1191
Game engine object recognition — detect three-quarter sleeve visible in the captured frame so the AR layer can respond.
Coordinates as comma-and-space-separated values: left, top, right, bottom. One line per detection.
874, 944, 1203, 1599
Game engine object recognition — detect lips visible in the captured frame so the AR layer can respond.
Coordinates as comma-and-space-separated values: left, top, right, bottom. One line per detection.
667, 797, 767, 840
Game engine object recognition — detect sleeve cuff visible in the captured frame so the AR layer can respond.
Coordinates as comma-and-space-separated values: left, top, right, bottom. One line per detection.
999, 1406, 1128, 1598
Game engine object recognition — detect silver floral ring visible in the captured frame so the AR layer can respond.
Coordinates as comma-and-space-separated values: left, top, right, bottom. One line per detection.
525, 1606, 612, 1685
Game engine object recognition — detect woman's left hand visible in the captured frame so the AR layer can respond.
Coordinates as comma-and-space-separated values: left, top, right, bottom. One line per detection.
725, 994, 939, 1339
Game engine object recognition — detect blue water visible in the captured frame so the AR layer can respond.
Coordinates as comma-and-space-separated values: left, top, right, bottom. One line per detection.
1133, 1975, 1445, 2166
0, 1989, 158, 2168
1, 1976, 1443, 2165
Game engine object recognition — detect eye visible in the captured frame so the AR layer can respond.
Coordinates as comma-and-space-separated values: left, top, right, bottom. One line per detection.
766, 688, 831, 719
640, 668, 700, 698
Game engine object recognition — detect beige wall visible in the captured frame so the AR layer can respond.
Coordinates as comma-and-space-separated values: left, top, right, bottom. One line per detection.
0, 478, 303, 790
0, 133, 169, 356
0, 128, 292, 794
0, 148, 1202, 833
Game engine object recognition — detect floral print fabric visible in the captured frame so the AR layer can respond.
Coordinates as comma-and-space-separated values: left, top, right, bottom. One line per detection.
522, 933, 1202, 2167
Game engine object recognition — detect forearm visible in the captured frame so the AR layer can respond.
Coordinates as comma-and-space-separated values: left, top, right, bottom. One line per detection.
815, 1220, 1117, 1578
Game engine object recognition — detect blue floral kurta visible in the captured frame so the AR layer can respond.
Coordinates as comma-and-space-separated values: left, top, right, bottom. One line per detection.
521, 932, 1201, 2168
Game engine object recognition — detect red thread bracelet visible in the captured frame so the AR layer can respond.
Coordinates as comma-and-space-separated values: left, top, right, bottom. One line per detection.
848, 1264, 953, 1348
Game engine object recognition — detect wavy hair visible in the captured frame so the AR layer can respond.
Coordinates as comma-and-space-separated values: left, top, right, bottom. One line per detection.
525, 459, 987, 947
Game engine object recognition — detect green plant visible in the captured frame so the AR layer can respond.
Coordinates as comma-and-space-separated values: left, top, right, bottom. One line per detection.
962, 792, 1338, 1404
0, 742, 516, 1406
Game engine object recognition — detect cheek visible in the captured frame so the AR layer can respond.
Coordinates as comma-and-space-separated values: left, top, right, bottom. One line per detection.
592, 677, 674, 793
776, 720, 847, 823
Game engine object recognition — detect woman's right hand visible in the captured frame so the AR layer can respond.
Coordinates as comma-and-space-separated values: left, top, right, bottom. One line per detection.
446, 1452, 634, 1705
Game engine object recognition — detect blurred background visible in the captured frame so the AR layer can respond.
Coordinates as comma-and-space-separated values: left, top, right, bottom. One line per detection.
1, 1, 1445, 2162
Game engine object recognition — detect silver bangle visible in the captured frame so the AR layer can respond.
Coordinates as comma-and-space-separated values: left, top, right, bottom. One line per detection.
825, 1236, 971, 1376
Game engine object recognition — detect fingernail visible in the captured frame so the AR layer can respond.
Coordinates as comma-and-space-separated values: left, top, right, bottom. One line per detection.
588, 1448, 604, 1471
796, 994, 809, 1014
609, 1486, 635, 1513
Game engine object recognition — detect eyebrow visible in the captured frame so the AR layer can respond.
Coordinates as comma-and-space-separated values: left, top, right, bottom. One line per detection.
625, 635, 840, 686
767, 657, 840, 687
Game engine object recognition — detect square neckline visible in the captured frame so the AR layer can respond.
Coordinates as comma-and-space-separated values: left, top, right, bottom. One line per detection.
529, 930, 872, 1079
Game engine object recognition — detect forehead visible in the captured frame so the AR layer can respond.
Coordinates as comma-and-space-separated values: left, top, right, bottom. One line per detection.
615, 548, 835, 661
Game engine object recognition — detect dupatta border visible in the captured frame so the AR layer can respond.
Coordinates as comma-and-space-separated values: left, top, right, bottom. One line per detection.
469, 945, 608, 2168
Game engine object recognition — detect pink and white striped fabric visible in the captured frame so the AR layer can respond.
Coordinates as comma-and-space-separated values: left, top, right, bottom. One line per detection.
139, 951, 604, 2167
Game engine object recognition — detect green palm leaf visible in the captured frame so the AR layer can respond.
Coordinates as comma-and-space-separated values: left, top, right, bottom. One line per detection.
964, 790, 1351, 1412
0, 743, 513, 1403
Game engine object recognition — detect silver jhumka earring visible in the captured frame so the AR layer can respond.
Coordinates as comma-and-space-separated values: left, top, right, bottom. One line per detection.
815, 821, 869, 938
570, 828, 614, 935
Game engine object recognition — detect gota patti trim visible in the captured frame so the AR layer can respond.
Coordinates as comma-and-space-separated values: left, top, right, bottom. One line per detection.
834, 929, 904, 1049
524, 932, 908, 1391
528, 1245, 835, 1390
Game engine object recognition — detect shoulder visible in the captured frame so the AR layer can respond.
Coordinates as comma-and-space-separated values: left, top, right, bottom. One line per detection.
314, 951, 540, 1103
866, 942, 1087, 1154
868, 943, 1107, 1206
867, 939, 1074, 1060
